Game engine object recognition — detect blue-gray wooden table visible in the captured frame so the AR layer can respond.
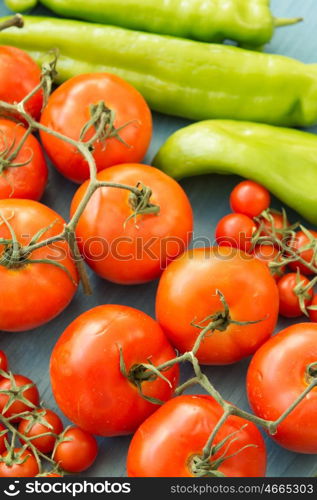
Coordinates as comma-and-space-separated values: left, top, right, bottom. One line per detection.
0, 0, 316, 477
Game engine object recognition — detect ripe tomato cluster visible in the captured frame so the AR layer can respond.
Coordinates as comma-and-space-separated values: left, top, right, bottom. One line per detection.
0, 351, 98, 477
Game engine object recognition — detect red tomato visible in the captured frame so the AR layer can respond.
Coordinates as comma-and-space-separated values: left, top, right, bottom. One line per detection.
70, 164, 193, 284
309, 295, 317, 322
215, 213, 256, 253
156, 247, 279, 365
18, 408, 63, 453
40, 73, 152, 183
50, 305, 179, 436
277, 273, 313, 318
230, 180, 271, 218
53, 427, 98, 473
0, 374, 39, 421
0, 423, 7, 454
0, 351, 8, 374
0, 46, 43, 121
258, 211, 289, 243
288, 230, 317, 276
0, 448, 39, 477
252, 244, 285, 281
0, 119, 47, 200
0, 199, 78, 332
247, 323, 317, 453
127, 395, 266, 477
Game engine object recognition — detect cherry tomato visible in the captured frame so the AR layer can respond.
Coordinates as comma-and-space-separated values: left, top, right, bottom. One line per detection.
18, 408, 63, 453
40, 73, 152, 183
252, 244, 285, 281
0, 119, 47, 200
70, 164, 193, 284
0, 199, 78, 332
0, 374, 39, 421
0, 423, 7, 454
288, 230, 317, 276
127, 395, 266, 477
53, 427, 98, 473
0, 46, 43, 121
0, 351, 8, 374
277, 273, 313, 318
215, 213, 256, 253
309, 295, 317, 322
0, 448, 39, 477
156, 247, 279, 365
258, 211, 289, 244
50, 305, 179, 436
230, 180, 271, 218
247, 323, 317, 453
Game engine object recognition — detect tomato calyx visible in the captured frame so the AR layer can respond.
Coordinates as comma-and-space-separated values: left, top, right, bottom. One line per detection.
306, 362, 317, 385
125, 182, 160, 227
0, 371, 37, 418
0, 127, 33, 176
292, 270, 317, 316
0, 446, 30, 468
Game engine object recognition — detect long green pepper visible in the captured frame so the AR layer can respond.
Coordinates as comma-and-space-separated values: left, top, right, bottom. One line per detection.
4, 0, 302, 48
153, 121, 317, 225
0, 16, 317, 127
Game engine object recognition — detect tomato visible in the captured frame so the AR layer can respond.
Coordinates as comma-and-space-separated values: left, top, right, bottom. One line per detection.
0, 199, 78, 332
0, 423, 7, 454
258, 211, 289, 243
18, 408, 63, 453
309, 295, 317, 322
0, 46, 43, 121
0, 374, 39, 421
53, 427, 98, 473
0, 119, 47, 200
50, 305, 179, 436
40, 73, 152, 183
230, 181, 271, 218
127, 395, 266, 477
0, 351, 8, 374
215, 213, 256, 253
247, 323, 317, 453
156, 247, 279, 365
0, 448, 39, 477
277, 273, 313, 318
70, 164, 193, 284
288, 230, 317, 275
252, 244, 285, 281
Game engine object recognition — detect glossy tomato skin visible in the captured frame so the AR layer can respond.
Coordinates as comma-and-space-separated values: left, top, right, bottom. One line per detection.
277, 273, 313, 318
53, 427, 98, 473
0, 199, 78, 332
0, 424, 7, 454
18, 409, 63, 453
0, 351, 8, 374
156, 247, 279, 365
0, 448, 39, 477
289, 230, 317, 275
0, 46, 43, 121
230, 181, 271, 218
50, 305, 179, 436
0, 375, 39, 421
70, 164, 193, 284
0, 119, 47, 200
215, 213, 256, 253
127, 395, 266, 477
40, 73, 152, 183
309, 295, 317, 322
247, 323, 317, 453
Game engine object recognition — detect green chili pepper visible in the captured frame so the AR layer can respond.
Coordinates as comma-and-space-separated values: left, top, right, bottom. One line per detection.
4, 0, 302, 48
0, 16, 317, 127
153, 120, 317, 225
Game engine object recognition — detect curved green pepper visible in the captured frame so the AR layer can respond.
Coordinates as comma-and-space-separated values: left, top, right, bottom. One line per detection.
4, 0, 302, 48
153, 120, 317, 225
0, 16, 317, 127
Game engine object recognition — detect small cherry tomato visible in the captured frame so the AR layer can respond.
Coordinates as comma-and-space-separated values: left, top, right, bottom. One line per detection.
0, 423, 8, 454
0, 119, 47, 201
127, 395, 266, 477
215, 213, 256, 253
252, 244, 285, 281
40, 73, 152, 183
309, 295, 317, 323
0, 374, 39, 421
0, 448, 39, 477
288, 230, 317, 276
0, 46, 43, 121
230, 180, 271, 218
53, 427, 98, 473
247, 323, 317, 453
277, 273, 313, 318
18, 408, 63, 453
